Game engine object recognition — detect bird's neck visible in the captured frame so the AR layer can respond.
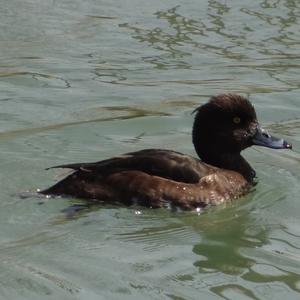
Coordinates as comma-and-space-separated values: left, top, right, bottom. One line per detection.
195, 146, 256, 183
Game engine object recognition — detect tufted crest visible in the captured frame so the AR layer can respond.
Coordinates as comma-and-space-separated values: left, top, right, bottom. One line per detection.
193, 94, 256, 122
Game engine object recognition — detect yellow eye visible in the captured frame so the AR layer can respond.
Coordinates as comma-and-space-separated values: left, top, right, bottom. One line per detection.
233, 116, 241, 124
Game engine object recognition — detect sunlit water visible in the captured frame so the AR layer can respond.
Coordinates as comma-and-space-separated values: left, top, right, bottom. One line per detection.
0, 0, 300, 299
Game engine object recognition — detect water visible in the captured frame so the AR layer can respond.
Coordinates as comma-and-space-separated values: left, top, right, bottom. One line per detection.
0, 0, 300, 299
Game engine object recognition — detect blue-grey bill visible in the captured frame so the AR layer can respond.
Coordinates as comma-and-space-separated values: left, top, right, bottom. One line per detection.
252, 125, 292, 149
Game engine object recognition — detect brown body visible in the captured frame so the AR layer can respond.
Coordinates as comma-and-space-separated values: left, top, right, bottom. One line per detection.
41, 94, 291, 209
42, 149, 250, 209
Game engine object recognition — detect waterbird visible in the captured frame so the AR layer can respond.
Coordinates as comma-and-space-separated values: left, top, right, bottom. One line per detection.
41, 94, 292, 210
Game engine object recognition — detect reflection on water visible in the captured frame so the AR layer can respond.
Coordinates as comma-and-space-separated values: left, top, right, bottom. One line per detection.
193, 216, 260, 275
193, 213, 300, 294
1, 0, 300, 299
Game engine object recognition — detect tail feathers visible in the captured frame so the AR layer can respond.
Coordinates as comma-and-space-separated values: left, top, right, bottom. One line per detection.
46, 163, 89, 171
39, 174, 76, 196
40, 181, 67, 196
39, 173, 109, 200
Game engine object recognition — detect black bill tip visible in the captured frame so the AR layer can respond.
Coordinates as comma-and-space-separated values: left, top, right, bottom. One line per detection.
283, 140, 292, 149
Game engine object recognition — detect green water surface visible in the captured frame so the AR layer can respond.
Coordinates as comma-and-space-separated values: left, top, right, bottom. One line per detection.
0, 0, 300, 299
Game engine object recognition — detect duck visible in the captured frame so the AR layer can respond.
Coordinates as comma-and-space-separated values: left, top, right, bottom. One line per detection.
41, 94, 292, 210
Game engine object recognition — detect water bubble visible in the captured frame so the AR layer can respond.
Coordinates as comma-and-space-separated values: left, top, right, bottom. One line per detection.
196, 207, 202, 215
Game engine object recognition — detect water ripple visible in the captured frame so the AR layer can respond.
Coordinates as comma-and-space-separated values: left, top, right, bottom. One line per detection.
0, 71, 71, 88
